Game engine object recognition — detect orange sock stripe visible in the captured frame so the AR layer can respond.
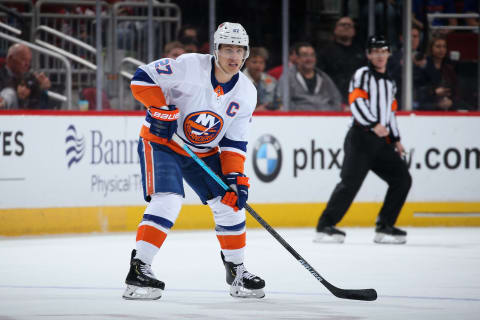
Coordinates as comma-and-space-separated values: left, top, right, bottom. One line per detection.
216, 232, 246, 250
136, 225, 167, 248
143, 140, 154, 195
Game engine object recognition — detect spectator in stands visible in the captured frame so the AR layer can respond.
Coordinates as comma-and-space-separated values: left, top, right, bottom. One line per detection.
388, 25, 427, 109
267, 45, 297, 80
274, 42, 342, 111
357, 0, 403, 50
177, 24, 210, 54
462, 0, 479, 27
416, 35, 461, 110
177, 24, 199, 41
163, 41, 185, 59
243, 47, 277, 111
413, 0, 458, 33
317, 16, 366, 107
0, 44, 50, 109
179, 36, 199, 53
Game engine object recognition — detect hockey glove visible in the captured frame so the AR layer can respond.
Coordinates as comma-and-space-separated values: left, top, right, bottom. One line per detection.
221, 173, 250, 211
147, 105, 179, 140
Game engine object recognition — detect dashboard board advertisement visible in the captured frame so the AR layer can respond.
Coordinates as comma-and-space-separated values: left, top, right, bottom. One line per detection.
1, 112, 479, 234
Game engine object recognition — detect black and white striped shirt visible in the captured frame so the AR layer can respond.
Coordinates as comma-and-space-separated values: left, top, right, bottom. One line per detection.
348, 66, 400, 140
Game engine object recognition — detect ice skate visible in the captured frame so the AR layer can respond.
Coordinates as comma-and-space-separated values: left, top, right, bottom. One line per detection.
221, 252, 265, 299
374, 225, 407, 244
122, 249, 165, 300
314, 226, 346, 243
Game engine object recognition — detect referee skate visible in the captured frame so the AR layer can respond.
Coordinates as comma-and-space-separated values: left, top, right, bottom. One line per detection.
373, 225, 407, 244
314, 226, 346, 243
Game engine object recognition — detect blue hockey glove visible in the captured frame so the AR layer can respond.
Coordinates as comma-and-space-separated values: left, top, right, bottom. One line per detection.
146, 105, 179, 140
221, 173, 250, 211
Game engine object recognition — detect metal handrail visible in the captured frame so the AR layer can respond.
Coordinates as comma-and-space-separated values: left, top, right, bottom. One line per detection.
427, 13, 479, 19
0, 31, 72, 110
118, 56, 144, 110
0, 0, 34, 39
0, 22, 22, 35
111, 1, 181, 72
47, 90, 67, 102
427, 13, 480, 30
34, 39, 97, 71
427, 12, 480, 110
34, 0, 109, 27
120, 57, 144, 79
112, 1, 181, 22
36, 25, 97, 54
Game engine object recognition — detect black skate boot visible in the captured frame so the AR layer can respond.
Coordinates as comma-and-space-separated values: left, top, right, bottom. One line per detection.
314, 225, 346, 243
221, 252, 265, 298
122, 249, 165, 300
374, 225, 407, 244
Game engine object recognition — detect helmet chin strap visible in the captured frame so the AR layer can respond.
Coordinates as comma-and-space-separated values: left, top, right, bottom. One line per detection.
214, 52, 246, 79
214, 54, 231, 77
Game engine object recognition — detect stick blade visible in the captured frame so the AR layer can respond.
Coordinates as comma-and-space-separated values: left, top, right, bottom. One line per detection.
333, 288, 377, 301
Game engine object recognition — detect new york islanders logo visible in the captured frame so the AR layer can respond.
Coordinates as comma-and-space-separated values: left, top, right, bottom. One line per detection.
184, 111, 223, 144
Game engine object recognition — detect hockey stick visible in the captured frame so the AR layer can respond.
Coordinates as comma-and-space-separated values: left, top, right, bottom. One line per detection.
172, 135, 377, 301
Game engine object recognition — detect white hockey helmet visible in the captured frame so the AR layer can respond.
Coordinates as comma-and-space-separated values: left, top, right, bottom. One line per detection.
214, 22, 250, 64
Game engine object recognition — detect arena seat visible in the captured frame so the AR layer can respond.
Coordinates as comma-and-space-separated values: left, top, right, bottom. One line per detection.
446, 32, 478, 62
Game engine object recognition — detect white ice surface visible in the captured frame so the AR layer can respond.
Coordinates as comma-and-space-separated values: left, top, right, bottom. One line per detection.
1, 227, 479, 320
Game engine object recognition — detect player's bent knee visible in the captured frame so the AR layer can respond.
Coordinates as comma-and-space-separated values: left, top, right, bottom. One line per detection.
145, 192, 183, 223
208, 196, 246, 227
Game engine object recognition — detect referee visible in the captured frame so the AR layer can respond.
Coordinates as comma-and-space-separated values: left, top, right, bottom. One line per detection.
315, 35, 412, 244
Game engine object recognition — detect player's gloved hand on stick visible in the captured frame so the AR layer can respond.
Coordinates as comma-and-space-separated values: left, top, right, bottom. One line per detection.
147, 105, 179, 140
221, 173, 250, 211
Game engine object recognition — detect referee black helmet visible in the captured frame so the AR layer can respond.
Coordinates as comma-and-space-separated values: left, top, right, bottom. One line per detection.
366, 35, 390, 53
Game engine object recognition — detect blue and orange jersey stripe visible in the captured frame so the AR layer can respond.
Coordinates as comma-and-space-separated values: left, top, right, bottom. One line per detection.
219, 136, 247, 174
219, 151, 246, 174
131, 68, 168, 108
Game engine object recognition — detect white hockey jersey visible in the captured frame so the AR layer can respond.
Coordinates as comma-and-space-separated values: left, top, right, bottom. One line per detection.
130, 53, 257, 174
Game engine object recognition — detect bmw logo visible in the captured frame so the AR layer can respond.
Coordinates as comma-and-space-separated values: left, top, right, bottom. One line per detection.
252, 134, 282, 183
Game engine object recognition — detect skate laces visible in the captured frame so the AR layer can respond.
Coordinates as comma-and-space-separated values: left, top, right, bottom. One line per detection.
233, 264, 256, 285
139, 263, 155, 278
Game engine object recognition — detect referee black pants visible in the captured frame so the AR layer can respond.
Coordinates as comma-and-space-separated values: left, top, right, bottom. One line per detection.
316, 126, 412, 230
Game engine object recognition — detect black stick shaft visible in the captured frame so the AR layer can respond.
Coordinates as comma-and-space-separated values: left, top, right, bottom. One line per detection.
245, 204, 377, 301
175, 135, 377, 301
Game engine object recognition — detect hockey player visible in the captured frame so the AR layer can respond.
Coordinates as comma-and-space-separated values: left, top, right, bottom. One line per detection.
123, 22, 265, 300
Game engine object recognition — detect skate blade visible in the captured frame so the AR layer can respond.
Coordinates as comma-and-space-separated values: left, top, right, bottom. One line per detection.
230, 286, 265, 299
374, 233, 406, 244
313, 232, 345, 244
122, 285, 163, 300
